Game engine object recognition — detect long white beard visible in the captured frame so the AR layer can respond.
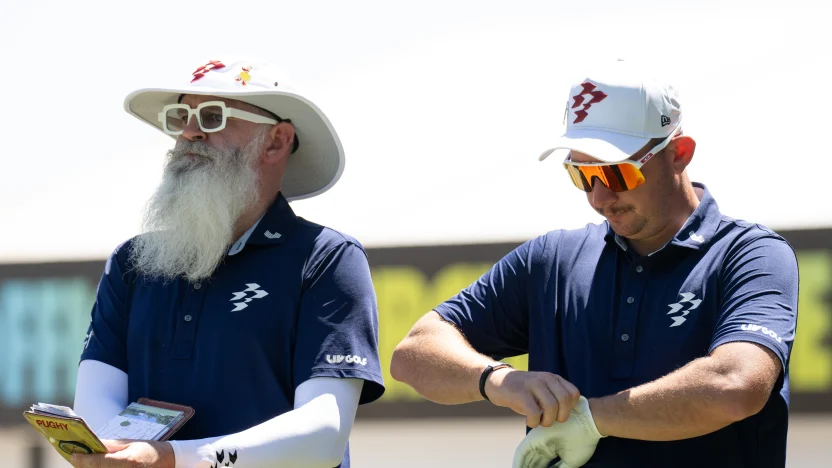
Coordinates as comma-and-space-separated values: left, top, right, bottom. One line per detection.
130, 131, 267, 282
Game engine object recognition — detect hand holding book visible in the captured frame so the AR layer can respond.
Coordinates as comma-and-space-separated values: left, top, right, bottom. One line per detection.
68, 438, 176, 468
24, 398, 193, 465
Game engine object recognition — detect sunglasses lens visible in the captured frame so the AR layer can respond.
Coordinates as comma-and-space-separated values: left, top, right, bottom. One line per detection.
199, 105, 225, 130
565, 162, 645, 192
606, 163, 645, 191
565, 164, 592, 192
164, 107, 189, 133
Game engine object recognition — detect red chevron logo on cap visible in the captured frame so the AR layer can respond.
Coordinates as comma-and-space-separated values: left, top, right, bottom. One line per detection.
571, 82, 608, 123
191, 60, 226, 83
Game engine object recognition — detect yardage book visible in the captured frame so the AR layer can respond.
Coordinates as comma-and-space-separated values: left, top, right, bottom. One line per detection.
23, 398, 194, 463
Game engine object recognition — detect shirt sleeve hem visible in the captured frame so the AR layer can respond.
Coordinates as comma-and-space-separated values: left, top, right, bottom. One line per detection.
433, 304, 462, 326
79, 352, 128, 374
303, 368, 385, 405
709, 332, 788, 371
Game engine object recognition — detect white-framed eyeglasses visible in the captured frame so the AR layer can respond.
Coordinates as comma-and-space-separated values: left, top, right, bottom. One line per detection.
158, 101, 279, 135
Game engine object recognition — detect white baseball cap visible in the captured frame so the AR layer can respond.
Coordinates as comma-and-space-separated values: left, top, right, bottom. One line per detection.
124, 57, 344, 201
539, 62, 682, 164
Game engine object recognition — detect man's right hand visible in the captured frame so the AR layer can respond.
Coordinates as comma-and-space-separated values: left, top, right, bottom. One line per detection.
484, 368, 581, 428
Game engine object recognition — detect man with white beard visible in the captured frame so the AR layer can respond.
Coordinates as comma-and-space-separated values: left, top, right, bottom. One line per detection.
70, 58, 385, 468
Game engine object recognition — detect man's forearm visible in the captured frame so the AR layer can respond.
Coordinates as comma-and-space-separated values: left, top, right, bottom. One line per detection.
588, 354, 769, 441
170, 378, 362, 468
73, 360, 129, 433
390, 311, 493, 404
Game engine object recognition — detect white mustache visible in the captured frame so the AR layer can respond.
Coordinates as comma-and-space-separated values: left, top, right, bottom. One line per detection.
164, 140, 224, 173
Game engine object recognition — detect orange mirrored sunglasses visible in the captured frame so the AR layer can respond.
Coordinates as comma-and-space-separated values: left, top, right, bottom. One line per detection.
562, 133, 673, 192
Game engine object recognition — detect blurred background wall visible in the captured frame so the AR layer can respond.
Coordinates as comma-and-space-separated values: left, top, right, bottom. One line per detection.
1, 234, 831, 466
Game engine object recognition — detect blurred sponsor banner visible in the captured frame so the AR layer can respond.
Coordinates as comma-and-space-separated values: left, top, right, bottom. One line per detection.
1, 230, 830, 424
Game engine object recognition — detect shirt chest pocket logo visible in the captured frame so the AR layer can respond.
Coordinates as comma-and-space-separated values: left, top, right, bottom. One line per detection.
667, 292, 702, 327
230, 283, 269, 311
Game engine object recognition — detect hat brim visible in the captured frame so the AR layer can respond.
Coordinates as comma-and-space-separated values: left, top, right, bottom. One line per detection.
124, 87, 344, 202
539, 129, 650, 164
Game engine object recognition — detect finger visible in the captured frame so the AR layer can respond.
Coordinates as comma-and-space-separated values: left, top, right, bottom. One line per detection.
529, 381, 559, 427
522, 393, 543, 428
70, 454, 105, 468
558, 378, 582, 409
558, 376, 581, 407
551, 379, 575, 423
546, 378, 580, 423
525, 406, 542, 428
102, 439, 132, 452
69, 454, 88, 468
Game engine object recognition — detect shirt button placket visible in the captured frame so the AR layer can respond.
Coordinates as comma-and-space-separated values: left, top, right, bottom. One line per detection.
172, 281, 208, 360
612, 261, 645, 379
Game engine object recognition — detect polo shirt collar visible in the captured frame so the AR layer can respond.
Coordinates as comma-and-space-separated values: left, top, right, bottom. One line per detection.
668, 182, 721, 251
227, 214, 263, 256
247, 192, 298, 246
604, 182, 721, 254
227, 192, 298, 255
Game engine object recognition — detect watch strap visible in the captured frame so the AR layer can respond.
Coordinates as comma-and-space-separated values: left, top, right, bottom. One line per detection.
479, 362, 513, 402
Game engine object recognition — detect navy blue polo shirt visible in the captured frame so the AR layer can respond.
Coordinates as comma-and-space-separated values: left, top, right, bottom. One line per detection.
436, 183, 798, 468
80, 192, 385, 468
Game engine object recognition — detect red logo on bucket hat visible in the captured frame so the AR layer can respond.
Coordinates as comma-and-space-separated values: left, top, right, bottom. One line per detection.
191, 60, 226, 83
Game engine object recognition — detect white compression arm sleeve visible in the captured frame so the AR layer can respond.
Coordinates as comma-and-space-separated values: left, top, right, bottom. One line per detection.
72, 360, 129, 433
169, 377, 364, 468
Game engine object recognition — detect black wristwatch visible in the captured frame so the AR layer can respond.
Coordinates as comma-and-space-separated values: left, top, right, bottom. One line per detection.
479, 361, 514, 402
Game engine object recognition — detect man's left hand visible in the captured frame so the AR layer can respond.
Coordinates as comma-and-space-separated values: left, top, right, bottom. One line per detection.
512, 396, 605, 468
70, 440, 175, 468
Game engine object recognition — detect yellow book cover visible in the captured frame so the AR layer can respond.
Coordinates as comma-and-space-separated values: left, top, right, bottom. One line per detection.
22, 411, 108, 462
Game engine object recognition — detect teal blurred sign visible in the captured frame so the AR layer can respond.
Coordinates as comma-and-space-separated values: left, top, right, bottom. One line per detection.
0, 278, 95, 409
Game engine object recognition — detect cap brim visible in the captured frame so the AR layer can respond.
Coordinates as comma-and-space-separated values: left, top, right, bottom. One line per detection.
124, 87, 344, 202
539, 129, 650, 163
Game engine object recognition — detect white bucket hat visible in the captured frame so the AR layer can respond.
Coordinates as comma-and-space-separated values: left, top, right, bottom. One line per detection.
539, 61, 682, 164
124, 58, 344, 201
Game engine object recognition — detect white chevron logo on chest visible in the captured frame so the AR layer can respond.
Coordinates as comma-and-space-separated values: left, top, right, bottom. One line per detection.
230, 283, 269, 311
667, 292, 702, 327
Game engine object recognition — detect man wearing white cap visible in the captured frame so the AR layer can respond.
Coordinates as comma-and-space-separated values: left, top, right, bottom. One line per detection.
391, 62, 798, 467
70, 58, 384, 468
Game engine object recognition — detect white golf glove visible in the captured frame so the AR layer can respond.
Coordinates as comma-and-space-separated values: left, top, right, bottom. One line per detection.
512, 395, 605, 468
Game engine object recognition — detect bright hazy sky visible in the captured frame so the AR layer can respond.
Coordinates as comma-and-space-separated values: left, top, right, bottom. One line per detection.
1, 0, 830, 263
